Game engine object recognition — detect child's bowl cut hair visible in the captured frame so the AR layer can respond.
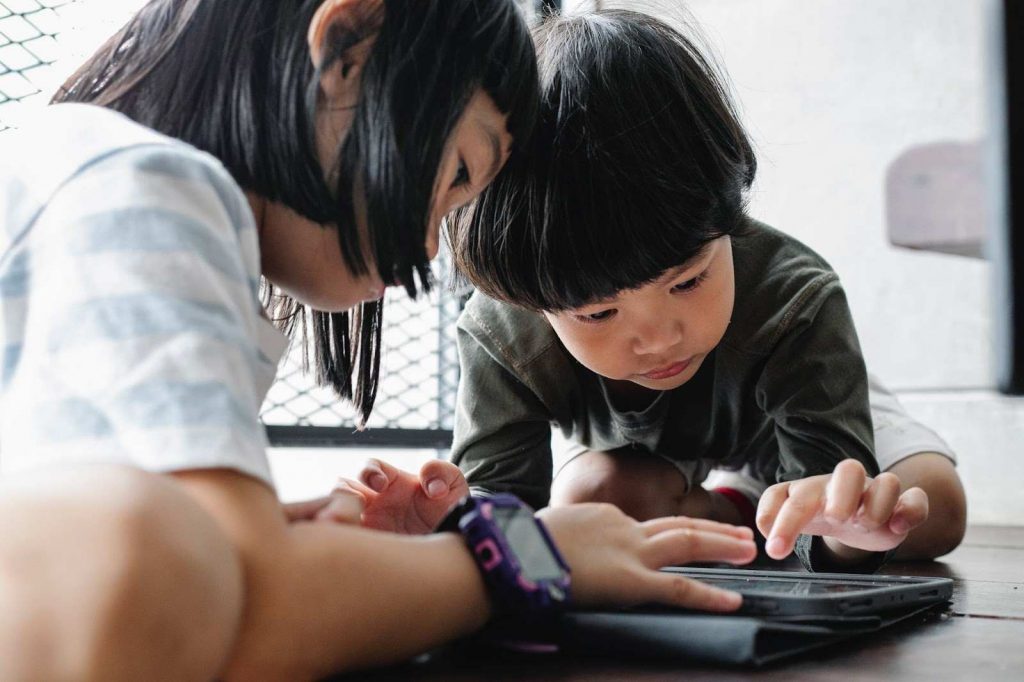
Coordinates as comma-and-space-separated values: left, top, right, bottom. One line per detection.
452, 9, 755, 312
53, 0, 539, 423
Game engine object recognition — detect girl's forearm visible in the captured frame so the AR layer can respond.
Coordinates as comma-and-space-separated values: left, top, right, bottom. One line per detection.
254, 524, 491, 677
174, 469, 490, 680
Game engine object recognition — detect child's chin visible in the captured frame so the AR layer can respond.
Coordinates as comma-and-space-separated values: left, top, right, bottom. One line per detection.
632, 374, 689, 391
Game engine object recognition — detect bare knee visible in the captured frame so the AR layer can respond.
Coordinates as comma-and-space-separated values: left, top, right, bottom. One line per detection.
0, 465, 243, 681
551, 449, 688, 521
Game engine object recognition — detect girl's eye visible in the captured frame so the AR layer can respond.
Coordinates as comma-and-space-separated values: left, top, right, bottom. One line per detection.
575, 309, 617, 324
451, 159, 470, 189
673, 273, 707, 293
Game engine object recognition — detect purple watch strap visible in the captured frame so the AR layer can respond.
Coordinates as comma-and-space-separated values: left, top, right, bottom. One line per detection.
438, 493, 572, 615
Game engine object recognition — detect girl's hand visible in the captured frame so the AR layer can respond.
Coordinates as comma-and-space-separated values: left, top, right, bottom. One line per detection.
325, 459, 470, 534
756, 459, 930, 560
538, 504, 758, 611
282, 493, 363, 524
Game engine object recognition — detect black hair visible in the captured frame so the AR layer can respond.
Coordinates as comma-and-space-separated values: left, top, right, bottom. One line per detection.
451, 9, 755, 312
52, 0, 538, 422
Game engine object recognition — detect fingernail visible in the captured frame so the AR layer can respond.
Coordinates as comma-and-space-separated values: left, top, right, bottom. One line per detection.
369, 473, 387, 492
891, 519, 910, 535
426, 479, 447, 498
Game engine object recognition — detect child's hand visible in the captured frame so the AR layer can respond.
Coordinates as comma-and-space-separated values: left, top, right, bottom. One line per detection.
538, 504, 757, 610
283, 494, 363, 524
325, 458, 470, 534
756, 459, 929, 560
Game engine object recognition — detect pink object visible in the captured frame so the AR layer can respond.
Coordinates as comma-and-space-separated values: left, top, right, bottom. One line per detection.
475, 538, 503, 571
886, 140, 985, 258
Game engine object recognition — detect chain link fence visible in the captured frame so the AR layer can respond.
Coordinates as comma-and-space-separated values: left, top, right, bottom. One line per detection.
261, 258, 467, 449
0, 0, 74, 132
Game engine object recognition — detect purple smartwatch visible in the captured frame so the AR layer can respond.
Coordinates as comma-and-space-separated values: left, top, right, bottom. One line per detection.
437, 493, 572, 615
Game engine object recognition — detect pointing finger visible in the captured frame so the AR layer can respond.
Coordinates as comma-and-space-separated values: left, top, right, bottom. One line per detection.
764, 482, 823, 559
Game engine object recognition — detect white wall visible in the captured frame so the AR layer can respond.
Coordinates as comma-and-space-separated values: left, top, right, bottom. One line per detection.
601, 0, 1019, 524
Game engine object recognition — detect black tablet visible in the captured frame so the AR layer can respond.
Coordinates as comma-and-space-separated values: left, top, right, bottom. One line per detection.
662, 567, 954, 617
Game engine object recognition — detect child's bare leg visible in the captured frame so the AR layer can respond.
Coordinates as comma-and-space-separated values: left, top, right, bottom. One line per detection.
0, 465, 243, 681
550, 449, 742, 524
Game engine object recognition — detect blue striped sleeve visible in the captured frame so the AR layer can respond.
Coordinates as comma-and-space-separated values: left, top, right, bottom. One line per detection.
2, 143, 276, 486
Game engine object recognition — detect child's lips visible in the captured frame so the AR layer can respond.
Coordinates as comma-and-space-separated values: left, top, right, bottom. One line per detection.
641, 358, 692, 380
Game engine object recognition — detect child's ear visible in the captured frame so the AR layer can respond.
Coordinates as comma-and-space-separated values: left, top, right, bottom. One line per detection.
307, 0, 381, 99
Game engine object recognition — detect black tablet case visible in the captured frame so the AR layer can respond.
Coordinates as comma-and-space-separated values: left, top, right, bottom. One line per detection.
480, 602, 944, 667
559, 606, 940, 666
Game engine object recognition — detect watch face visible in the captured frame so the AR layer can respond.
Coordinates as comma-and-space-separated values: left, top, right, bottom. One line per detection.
491, 506, 565, 581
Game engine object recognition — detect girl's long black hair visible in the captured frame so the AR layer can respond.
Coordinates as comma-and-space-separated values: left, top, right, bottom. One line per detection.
53, 0, 538, 423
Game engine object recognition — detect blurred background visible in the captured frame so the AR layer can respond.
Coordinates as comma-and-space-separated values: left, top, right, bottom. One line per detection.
1, 0, 1017, 524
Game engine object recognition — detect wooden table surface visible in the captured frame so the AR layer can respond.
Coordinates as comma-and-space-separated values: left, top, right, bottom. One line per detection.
339, 525, 1024, 681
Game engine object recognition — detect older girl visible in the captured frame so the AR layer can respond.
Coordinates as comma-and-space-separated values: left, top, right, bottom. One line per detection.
0, 1, 756, 679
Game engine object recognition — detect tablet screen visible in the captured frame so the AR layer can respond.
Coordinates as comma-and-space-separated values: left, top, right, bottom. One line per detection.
696, 577, 886, 595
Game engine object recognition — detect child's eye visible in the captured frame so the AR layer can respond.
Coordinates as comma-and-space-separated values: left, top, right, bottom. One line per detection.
672, 273, 707, 293
451, 159, 471, 189
575, 309, 617, 324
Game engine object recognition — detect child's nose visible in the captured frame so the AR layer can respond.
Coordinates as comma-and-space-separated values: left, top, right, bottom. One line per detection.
632, 318, 684, 356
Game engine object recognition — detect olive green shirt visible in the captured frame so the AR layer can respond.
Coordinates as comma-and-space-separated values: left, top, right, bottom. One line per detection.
450, 220, 878, 512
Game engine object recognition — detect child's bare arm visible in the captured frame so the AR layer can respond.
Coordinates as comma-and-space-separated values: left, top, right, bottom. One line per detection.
174, 468, 758, 679
886, 452, 966, 559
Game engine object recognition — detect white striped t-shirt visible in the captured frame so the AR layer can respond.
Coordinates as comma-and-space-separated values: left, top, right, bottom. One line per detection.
0, 104, 287, 486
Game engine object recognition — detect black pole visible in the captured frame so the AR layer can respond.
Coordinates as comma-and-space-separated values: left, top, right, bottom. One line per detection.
992, 0, 1024, 393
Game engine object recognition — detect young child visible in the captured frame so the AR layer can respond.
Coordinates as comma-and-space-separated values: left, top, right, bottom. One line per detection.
0, 2, 761, 679
342, 9, 967, 573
